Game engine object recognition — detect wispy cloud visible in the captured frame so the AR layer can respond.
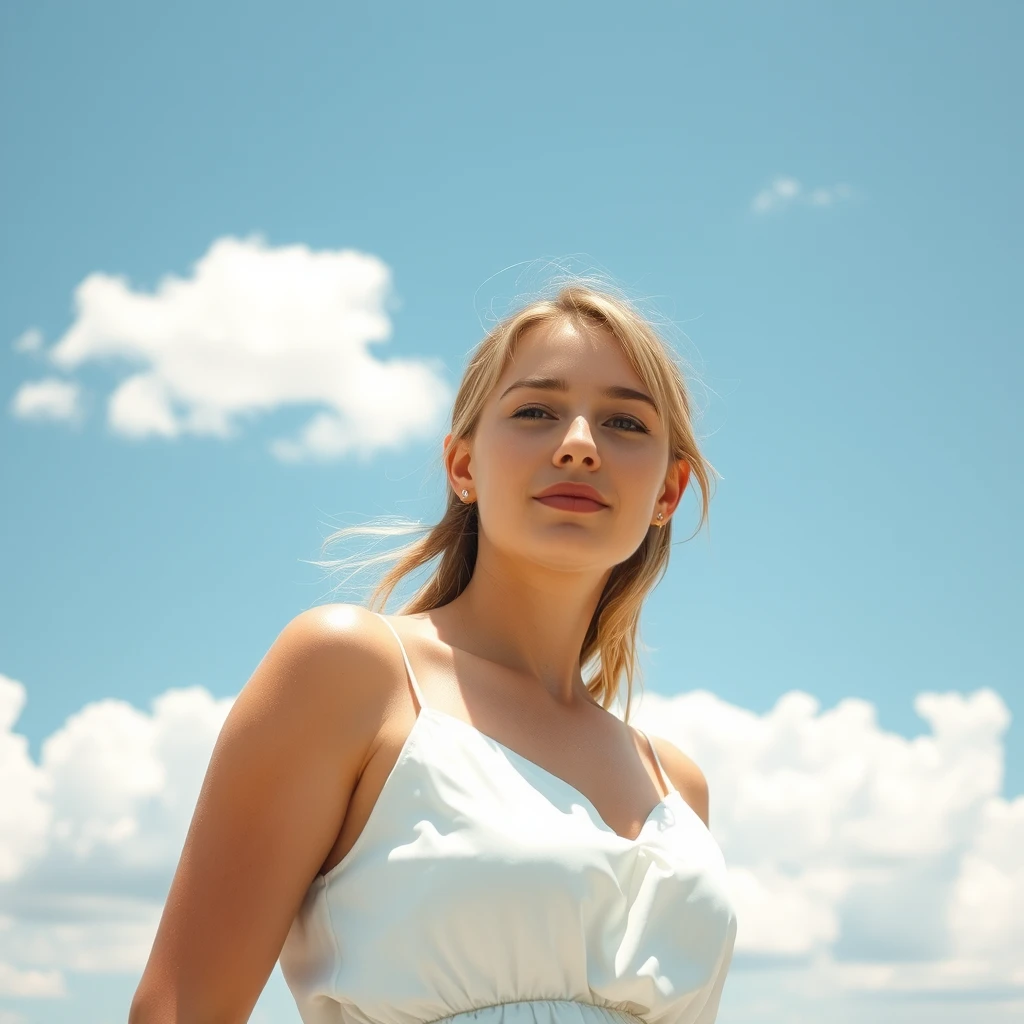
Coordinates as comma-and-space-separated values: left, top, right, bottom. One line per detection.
8, 379, 82, 424
0, 962, 64, 998
11, 329, 44, 355
751, 177, 854, 214
9, 236, 453, 462
0, 666, 1020, 1008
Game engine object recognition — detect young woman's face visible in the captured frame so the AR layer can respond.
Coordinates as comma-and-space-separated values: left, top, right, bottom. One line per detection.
447, 318, 688, 573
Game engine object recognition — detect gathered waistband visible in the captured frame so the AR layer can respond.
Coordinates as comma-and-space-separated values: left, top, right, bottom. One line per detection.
426, 999, 646, 1024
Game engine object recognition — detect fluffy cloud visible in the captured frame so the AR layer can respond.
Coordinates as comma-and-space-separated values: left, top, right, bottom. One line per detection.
0, 668, 1020, 1005
0, 677, 50, 883
0, 675, 233, 995
751, 176, 853, 214
8, 236, 453, 461
631, 686, 1023, 995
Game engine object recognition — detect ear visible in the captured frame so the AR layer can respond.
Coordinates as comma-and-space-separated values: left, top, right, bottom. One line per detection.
657, 458, 692, 522
444, 432, 474, 499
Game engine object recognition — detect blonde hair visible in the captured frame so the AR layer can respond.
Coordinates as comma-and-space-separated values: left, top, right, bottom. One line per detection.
316, 277, 719, 722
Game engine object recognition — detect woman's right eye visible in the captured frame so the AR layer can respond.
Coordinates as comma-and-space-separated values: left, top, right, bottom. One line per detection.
512, 406, 550, 420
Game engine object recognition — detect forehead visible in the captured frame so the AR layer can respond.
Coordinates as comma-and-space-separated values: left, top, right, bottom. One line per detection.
498, 318, 643, 388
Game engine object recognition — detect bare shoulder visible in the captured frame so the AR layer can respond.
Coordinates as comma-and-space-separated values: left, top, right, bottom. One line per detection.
648, 735, 711, 829
250, 601, 421, 762
129, 602, 403, 1023
212, 601, 399, 818
273, 601, 388, 661
254, 602, 399, 714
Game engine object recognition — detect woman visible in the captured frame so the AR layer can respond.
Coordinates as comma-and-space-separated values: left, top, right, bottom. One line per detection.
129, 283, 738, 1024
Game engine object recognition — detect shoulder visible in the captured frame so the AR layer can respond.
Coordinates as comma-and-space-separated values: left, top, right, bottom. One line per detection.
268, 602, 405, 671
272, 602, 391, 662
128, 604, 406, 1018
648, 734, 711, 829
221, 603, 414, 799
241, 603, 405, 733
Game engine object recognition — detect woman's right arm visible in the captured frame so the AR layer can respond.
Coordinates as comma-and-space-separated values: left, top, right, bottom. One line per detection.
128, 603, 390, 1024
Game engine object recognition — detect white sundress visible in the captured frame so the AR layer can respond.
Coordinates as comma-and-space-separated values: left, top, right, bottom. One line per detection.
279, 612, 737, 1024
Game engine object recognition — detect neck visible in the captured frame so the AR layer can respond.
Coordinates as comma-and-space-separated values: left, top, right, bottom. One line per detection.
433, 541, 613, 706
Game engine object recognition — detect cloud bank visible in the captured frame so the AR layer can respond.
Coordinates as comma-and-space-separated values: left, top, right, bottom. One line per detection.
0, 668, 1020, 1006
633, 688, 1023, 997
8, 237, 453, 462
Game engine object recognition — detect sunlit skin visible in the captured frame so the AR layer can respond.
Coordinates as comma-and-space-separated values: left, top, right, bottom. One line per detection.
435, 317, 691, 706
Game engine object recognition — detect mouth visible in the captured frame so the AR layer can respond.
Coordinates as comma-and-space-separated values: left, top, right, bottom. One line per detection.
533, 495, 609, 514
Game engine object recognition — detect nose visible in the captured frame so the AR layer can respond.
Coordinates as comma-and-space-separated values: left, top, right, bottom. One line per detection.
553, 415, 601, 467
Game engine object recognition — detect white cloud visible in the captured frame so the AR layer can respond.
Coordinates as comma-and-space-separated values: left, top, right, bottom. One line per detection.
0, 665, 1019, 1008
751, 177, 853, 214
14, 236, 453, 461
0, 960, 65, 998
0, 677, 50, 883
8, 379, 82, 424
947, 795, 1024, 981
632, 686, 1023, 995
0, 675, 233, 995
12, 328, 44, 354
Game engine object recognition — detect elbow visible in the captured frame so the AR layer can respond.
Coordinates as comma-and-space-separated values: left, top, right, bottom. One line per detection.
128, 984, 241, 1024
128, 985, 171, 1024
128, 984, 183, 1024
128, 991, 155, 1024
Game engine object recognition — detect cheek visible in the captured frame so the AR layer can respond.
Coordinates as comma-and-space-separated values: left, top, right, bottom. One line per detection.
473, 423, 535, 488
490, 418, 549, 460
618, 446, 664, 482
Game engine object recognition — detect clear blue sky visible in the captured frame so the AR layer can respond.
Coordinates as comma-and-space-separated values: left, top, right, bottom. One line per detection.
1, 2, 1021, 1022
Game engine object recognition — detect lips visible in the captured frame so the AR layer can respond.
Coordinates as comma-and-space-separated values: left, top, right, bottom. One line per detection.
533, 482, 610, 510
535, 494, 608, 513
534, 483, 609, 505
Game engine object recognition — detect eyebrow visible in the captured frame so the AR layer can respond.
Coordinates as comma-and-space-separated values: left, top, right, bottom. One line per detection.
498, 376, 659, 413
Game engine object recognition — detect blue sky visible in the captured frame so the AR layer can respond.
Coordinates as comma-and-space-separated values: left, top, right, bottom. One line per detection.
1, 2, 1021, 1023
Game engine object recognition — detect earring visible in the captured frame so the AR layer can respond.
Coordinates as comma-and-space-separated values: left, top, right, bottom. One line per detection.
461, 489, 469, 500
657, 512, 664, 520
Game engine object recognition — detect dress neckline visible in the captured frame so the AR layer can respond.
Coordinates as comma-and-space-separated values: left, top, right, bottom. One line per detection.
420, 704, 683, 842
372, 609, 684, 819
321, 704, 708, 886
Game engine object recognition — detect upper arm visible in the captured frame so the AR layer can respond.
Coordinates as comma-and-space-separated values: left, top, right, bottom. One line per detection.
129, 603, 389, 1024
650, 736, 711, 829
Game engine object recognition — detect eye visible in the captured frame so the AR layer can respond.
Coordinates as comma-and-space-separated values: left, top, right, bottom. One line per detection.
511, 406, 551, 421
512, 406, 649, 434
607, 415, 649, 434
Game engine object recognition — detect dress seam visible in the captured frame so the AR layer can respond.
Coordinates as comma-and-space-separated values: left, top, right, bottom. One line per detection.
417, 999, 646, 1024
318, 874, 344, 997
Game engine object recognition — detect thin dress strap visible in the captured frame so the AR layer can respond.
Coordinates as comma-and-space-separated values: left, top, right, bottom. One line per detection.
638, 728, 677, 797
374, 613, 427, 714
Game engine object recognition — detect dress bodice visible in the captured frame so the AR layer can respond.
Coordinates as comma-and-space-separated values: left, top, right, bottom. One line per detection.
279, 614, 737, 1024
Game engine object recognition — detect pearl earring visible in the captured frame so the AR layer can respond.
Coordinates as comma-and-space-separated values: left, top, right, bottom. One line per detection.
461, 489, 469, 499
657, 512, 663, 520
